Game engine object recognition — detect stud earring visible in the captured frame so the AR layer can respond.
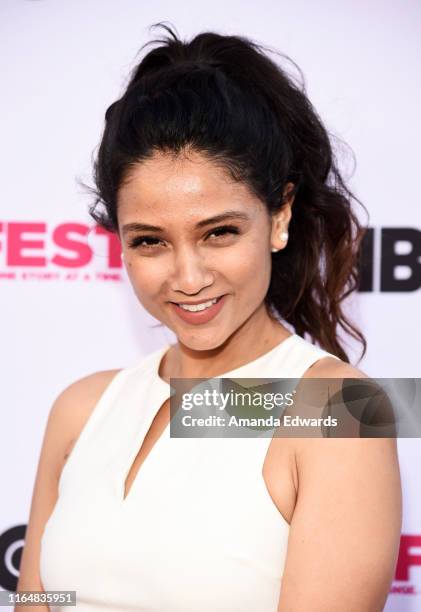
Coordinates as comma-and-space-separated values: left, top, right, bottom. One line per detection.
271, 231, 289, 253
121, 252, 124, 260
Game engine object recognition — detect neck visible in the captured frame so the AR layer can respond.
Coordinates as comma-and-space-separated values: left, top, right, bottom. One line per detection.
159, 306, 292, 382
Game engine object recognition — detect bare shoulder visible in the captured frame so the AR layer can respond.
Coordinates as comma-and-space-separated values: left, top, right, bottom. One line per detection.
303, 354, 369, 379
15, 368, 122, 600
298, 353, 397, 460
51, 368, 123, 457
293, 354, 373, 453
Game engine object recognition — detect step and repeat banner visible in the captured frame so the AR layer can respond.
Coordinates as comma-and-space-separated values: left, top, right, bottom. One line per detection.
1, 1, 420, 610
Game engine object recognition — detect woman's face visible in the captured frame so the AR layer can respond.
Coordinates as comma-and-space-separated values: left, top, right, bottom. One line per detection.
117, 150, 288, 351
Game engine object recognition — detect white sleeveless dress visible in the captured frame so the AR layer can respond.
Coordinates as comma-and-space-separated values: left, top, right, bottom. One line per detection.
40, 333, 340, 611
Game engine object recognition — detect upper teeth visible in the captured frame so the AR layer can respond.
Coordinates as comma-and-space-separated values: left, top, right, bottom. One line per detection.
178, 298, 219, 312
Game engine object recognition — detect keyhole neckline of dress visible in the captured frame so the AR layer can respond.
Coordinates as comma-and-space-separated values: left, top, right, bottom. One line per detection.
120, 332, 298, 504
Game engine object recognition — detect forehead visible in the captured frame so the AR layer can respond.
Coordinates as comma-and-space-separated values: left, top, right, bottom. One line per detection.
116, 150, 260, 222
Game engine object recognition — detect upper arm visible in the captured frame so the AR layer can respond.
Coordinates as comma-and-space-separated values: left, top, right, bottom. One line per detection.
15, 369, 121, 609
277, 359, 402, 611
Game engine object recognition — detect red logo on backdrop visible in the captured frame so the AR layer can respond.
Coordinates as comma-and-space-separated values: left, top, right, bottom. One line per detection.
390, 534, 421, 595
0, 221, 122, 282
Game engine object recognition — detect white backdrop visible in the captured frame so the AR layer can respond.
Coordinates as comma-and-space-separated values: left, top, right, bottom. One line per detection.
1, 0, 420, 609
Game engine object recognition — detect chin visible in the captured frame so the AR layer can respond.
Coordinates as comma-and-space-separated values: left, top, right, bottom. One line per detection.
176, 330, 229, 351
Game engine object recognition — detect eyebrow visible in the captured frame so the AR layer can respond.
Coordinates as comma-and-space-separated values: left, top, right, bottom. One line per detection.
121, 211, 250, 235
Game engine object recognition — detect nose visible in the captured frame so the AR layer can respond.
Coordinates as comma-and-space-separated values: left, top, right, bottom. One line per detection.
169, 245, 215, 295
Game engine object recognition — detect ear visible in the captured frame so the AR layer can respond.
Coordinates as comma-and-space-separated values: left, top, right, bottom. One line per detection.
284, 182, 296, 206
270, 182, 295, 251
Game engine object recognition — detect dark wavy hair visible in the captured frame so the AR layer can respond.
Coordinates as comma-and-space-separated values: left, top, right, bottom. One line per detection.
85, 22, 369, 363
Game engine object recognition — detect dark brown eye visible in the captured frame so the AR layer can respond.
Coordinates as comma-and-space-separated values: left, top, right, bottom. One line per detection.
206, 225, 240, 240
128, 236, 162, 249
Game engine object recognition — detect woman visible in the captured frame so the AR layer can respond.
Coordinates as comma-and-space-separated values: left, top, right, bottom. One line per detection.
17, 23, 402, 612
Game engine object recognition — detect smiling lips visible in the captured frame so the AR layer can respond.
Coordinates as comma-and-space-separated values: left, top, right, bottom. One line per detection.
170, 295, 227, 325
177, 297, 219, 312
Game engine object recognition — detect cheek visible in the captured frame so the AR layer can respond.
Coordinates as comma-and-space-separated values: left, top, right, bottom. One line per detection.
222, 238, 272, 295
125, 260, 164, 297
